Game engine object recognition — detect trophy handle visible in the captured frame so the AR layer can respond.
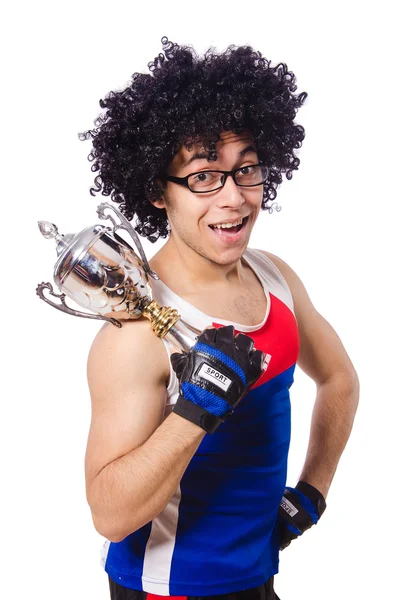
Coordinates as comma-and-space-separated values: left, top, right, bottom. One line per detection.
96, 202, 160, 280
36, 282, 122, 328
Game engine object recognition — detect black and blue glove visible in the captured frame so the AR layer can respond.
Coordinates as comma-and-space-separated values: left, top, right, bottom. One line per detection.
278, 481, 327, 550
171, 325, 265, 434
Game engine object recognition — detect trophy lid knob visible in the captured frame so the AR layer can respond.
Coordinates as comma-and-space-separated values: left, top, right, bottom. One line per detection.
38, 221, 79, 257
38, 221, 62, 240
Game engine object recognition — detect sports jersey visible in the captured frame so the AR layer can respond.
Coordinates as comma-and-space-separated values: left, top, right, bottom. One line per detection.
100, 248, 300, 596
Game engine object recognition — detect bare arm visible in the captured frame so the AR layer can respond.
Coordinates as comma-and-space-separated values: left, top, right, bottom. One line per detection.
299, 373, 359, 497
85, 319, 205, 543
263, 251, 360, 498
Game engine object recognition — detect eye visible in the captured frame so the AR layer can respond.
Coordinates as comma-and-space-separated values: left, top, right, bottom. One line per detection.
193, 172, 214, 182
239, 165, 255, 175
234, 165, 265, 187
188, 170, 221, 192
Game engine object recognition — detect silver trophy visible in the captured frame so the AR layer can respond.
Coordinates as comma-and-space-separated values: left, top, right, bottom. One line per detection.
36, 202, 200, 351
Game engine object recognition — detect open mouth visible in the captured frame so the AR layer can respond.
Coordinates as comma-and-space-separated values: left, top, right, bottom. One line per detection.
209, 216, 249, 235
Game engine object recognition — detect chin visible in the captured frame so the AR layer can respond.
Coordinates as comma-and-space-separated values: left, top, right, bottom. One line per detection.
208, 246, 247, 266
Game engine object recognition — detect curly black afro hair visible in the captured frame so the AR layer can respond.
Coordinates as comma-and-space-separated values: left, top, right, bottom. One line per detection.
79, 37, 308, 242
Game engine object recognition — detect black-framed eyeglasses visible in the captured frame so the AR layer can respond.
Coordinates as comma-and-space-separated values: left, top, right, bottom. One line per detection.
164, 163, 269, 194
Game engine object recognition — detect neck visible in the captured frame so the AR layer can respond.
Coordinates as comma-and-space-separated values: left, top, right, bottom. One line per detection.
150, 234, 247, 293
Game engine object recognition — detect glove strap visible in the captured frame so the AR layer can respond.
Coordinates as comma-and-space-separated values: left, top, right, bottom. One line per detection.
172, 395, 226, 433
296, 481, 327, 518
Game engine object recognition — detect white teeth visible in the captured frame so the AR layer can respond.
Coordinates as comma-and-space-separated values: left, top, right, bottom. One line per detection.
212, 218, 243, 229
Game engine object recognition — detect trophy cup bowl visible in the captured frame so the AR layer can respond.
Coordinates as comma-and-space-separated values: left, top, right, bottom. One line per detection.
36, 203, 200, 351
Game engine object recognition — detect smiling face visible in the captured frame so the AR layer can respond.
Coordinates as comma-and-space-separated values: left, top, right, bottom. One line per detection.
153, 131, 264, 268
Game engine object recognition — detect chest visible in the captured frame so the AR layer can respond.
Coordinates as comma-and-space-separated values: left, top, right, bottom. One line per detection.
183, 282, 267, 326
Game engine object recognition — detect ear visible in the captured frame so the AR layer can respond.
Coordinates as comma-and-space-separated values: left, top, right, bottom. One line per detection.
149, 178, 167, 210
150, 196, 167, 210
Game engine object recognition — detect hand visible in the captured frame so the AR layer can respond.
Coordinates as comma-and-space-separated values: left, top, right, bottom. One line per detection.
278, 481, 327, 550
170, 325, 265, 433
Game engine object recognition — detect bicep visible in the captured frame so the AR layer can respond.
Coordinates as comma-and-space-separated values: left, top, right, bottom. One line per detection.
84, 320, 169, 494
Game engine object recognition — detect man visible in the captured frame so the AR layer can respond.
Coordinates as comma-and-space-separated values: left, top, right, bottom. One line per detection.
83, 37, 359, 600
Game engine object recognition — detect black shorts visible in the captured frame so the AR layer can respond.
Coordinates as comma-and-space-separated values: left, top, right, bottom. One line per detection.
108, 576, 281, 600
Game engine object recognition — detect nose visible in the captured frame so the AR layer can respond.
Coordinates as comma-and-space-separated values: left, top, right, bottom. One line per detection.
215, 173, 245, 209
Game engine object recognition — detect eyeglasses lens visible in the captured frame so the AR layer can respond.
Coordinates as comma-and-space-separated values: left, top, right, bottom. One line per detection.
237, 165, 269, 185
188, 166, 267, 193
188, 171, 223, 192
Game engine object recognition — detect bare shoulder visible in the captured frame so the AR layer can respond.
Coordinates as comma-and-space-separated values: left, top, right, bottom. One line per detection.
259, 248, 317, 321
261, 250, 295, 280
85, 317, 170, 489
260, 249, 307, 300
87, 316, 170, 394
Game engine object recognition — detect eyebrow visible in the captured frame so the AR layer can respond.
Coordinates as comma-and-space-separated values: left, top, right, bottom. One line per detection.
181, 144, 258, 169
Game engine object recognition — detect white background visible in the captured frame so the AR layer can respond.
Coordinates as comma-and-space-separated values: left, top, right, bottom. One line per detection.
2, 1, 396, 598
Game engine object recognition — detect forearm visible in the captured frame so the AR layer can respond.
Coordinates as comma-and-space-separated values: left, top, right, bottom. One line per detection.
88, 411, 205, 542
299, 372, 360, 498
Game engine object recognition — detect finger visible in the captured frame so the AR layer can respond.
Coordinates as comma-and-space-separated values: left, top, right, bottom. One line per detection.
234, 332, 254, 354
198, 327, 217, 344
215, 324, 235, 345
250, 349, 266, 375
170, 351, 185, 365
170, 351, 188, 379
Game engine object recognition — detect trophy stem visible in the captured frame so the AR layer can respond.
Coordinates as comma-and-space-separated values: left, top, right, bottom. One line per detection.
142, 300, 180, 337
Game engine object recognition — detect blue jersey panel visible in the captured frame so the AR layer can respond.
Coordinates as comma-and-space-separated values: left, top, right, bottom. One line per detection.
168, 365, 294, 594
